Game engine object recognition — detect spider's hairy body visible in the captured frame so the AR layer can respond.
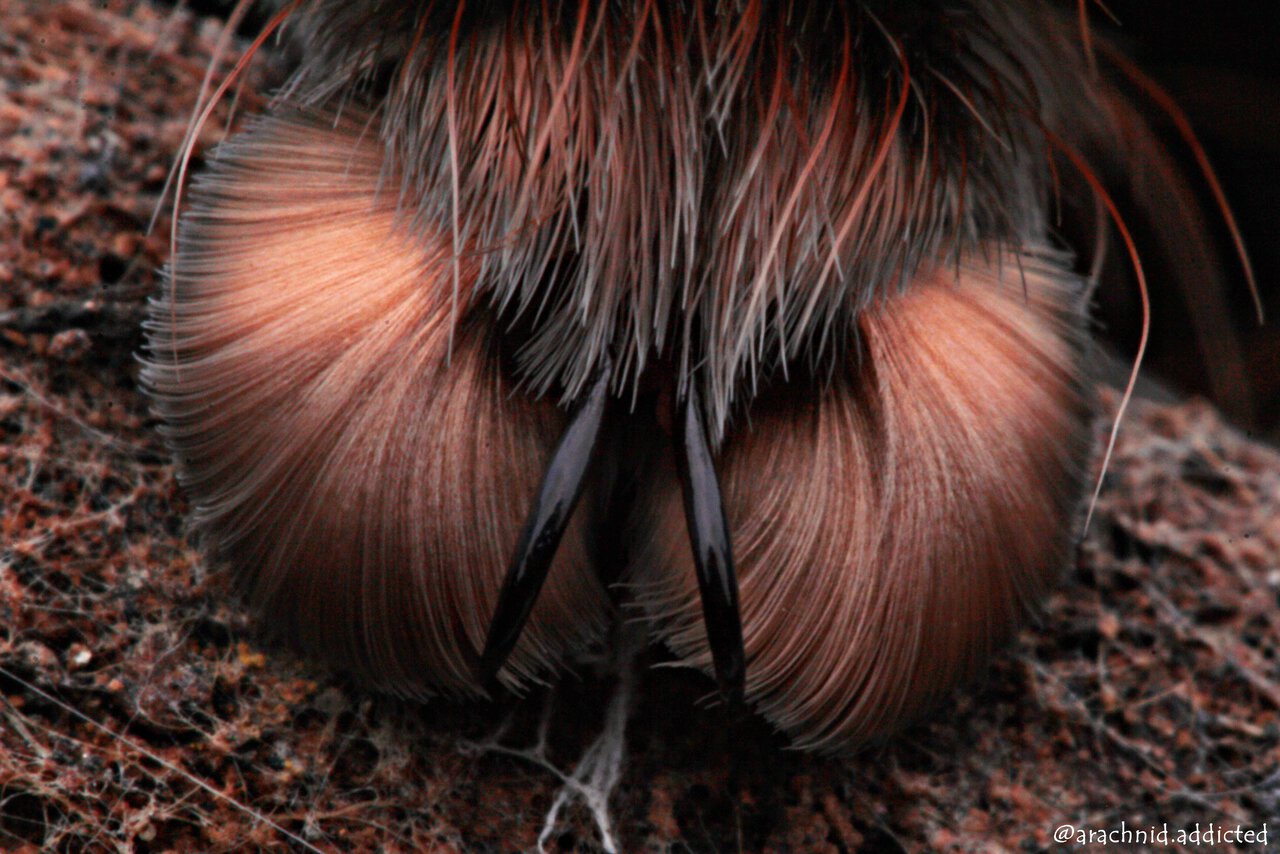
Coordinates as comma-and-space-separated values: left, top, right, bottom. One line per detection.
279, 0, 1101, 436
143, 0, 1141, 749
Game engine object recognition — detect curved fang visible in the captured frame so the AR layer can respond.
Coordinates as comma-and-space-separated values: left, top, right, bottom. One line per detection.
675, 384, 746, 705
477, 361, 612, 690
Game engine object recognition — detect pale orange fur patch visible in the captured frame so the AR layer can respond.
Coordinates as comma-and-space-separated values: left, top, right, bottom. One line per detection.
628, 252, 1091, 750
143, 111, 608, 696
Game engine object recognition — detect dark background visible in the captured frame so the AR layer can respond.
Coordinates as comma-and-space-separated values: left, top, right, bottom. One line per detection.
1094, 1, 1280, 440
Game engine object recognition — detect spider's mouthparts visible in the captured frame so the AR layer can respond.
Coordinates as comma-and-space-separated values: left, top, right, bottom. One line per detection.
673, 383, 745, 706
478, 358, 612, 690
479, 362, 747, 707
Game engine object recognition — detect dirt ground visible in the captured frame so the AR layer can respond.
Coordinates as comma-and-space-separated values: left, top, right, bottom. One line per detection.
2, 2, 1278, 851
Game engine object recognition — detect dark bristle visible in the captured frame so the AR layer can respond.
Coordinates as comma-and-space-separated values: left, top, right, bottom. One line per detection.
276, 0, 1108, 440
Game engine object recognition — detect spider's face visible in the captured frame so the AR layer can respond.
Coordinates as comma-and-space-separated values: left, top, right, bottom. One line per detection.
144, 0, 1098, 751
